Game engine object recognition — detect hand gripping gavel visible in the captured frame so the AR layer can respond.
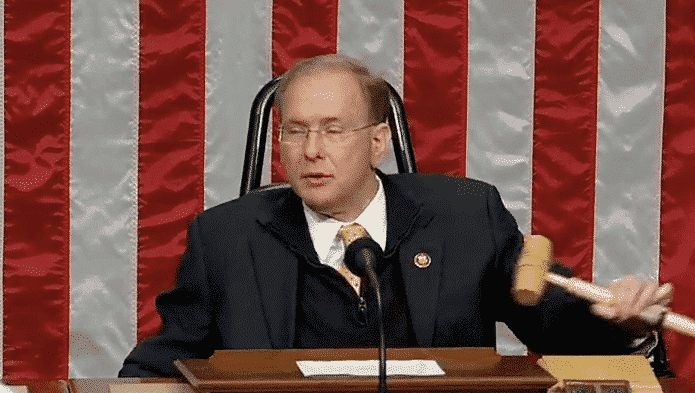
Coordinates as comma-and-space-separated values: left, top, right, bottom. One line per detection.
513, 235, 695, 338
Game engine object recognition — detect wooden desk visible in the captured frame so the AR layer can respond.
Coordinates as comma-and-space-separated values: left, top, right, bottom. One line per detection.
68, 377, 695, 393
5, 348, 695, 393
4, 375, 694, 393
175, 347, 556, 392
70, 378, 190, 393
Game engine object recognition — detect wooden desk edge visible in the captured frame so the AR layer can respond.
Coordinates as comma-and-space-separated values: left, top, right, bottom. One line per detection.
4, 376, 690, 393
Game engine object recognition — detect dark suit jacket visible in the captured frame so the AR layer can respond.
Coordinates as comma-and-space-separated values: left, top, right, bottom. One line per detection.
120, 173, 635, 377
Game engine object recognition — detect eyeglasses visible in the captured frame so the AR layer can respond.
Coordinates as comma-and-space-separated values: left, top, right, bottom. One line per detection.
279, 121, 382, 145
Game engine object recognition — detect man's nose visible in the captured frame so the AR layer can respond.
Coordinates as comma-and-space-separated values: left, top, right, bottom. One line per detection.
302, 131, 324, 160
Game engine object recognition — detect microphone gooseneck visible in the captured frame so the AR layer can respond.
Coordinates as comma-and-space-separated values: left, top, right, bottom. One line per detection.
343, 236, 386, 393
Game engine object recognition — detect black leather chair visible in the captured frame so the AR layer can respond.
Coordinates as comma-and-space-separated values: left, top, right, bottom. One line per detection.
239, 77, 417, 197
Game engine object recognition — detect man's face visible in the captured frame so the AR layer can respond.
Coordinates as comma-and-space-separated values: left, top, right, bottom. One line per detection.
279, 70, 389, 221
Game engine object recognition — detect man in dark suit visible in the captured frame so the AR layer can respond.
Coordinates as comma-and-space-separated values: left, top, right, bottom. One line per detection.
120, 54, 667, 377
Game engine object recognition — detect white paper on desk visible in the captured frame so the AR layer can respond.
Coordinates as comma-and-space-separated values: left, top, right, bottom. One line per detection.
109, 383, 196, 393
296, 360, 445, 377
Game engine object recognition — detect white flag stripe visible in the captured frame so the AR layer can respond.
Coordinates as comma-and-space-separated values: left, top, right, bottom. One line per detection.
204, 0, 273, 206
593, 0, 665, 285
466, 0, 535, 236
260, 0, 274, 189
69, 0, 140, 377
467, 0, 535, 355
337, 0, 403, 174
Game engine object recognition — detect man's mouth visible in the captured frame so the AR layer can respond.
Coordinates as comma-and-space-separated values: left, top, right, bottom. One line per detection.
302, 173, 332, 179
301, 173, 333, 186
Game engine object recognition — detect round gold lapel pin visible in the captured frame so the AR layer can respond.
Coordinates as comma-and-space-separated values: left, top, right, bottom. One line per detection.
413, 252, 431, 269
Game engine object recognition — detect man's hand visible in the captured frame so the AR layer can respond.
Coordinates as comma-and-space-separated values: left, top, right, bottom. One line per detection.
590, 276, 673, 335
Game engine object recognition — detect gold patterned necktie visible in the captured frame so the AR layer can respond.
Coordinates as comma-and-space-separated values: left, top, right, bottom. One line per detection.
336, 223, 370, 295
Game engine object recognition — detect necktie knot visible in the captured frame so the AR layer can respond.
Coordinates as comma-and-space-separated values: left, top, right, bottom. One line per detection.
337, 223, 369, 247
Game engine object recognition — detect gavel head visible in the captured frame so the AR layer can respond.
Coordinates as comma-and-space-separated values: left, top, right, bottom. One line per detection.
513, 235, 553, 306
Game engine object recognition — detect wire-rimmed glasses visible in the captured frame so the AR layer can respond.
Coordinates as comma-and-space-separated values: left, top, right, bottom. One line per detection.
279, 121, 382, 145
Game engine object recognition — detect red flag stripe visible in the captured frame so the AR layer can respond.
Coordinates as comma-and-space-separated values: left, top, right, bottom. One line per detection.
137, 0, 207, 341
660, 0, 695, 379
532, 0, 600, 281
403, 1, 468, 176
2, 0, 72, 380
270, 0, 339, 182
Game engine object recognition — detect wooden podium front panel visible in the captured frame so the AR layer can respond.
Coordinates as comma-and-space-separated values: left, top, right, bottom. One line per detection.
175, 347, 556, 392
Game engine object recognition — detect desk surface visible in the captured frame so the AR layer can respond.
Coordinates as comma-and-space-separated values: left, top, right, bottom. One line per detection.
6, 348, 695, 393
175, 347, 555, 392
4, 376, 693, 393
4, 375, 694, 393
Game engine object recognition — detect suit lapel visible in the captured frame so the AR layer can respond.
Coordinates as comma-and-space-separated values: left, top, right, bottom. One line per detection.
381, 174, 440, 347
382, 173, 422, 257
253, 191, 319, 348
259, 191, 320, 264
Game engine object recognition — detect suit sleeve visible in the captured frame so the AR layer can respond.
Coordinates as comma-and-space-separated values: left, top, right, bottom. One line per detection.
484, 185, 639, 355
119, 217, 221, 377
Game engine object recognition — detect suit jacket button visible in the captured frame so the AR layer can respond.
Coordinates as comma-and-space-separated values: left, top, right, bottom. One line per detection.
413, 252, 431, 269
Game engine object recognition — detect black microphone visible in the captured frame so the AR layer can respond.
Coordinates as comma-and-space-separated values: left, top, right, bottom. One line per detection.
344, 237, 387, 393
343, 237, 382, 277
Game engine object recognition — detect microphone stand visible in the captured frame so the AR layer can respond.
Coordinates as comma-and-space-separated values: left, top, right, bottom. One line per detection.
347, 241, 387, 393
361, 248, 387, 393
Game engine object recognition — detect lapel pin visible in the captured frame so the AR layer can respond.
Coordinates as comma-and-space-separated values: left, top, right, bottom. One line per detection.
413, 252, 431, 269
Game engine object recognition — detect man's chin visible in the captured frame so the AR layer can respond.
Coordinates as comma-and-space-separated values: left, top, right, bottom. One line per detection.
296, 190, 341, 216
301, 197, 335, 215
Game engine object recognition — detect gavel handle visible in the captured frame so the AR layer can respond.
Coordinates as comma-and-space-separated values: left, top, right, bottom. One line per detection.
662, 313, 695, 339
546, 272, 695, 338
545, 273, 613, 303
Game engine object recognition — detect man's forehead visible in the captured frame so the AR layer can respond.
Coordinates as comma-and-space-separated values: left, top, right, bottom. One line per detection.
281, 70, 368, 120
286, 68, 360, 92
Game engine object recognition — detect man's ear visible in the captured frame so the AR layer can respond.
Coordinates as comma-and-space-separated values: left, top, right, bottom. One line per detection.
370, 122, 392, 167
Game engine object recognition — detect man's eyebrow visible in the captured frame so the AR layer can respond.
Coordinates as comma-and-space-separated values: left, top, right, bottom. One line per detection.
320, 117, 342, 125
283, 120, 307, 126
283, 117, 344, 125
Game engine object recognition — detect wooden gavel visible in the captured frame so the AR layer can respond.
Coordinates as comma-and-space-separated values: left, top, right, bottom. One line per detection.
513, 235, 695, 338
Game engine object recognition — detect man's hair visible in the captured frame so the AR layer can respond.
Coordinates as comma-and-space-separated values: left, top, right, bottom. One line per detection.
275, 54, 390, 124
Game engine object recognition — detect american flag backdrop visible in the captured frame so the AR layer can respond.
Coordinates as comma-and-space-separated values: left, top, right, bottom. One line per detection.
1, 0, 694, 381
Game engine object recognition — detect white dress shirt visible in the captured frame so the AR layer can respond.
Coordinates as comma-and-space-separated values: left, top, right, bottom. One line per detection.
303, 175, 387, 271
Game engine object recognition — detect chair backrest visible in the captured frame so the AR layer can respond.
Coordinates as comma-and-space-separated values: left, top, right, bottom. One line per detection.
239, 77, 417, 197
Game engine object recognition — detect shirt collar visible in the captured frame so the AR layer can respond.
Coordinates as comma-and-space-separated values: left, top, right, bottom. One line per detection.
303, 175, 387, 266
